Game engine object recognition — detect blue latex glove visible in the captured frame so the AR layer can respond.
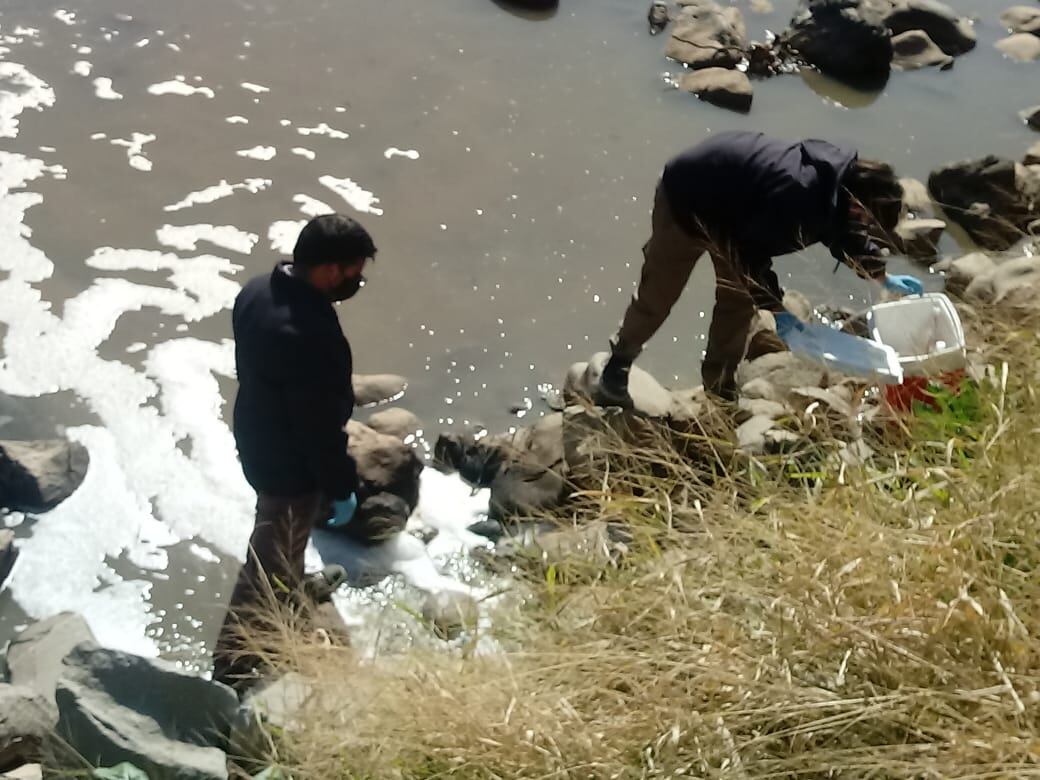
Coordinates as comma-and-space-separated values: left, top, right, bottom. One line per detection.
326, 493, 358, 529
884, 274, 924, 296
773, 312, 804, 340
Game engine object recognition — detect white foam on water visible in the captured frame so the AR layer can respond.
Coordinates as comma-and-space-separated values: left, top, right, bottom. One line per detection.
236, 145, 276, 161
384, 147, 420, 161
0, 63, 55, 138
268, 220, 305, 254
297, 123, 349, 140
110, 132, 157, 173
414, 469, 492, 558
93, 77, 123, 100
147, 79, 215, 99
135, 38, 150, 48
241, 82, 269, 93
319, 175, 384, 216
53, 9, 77, 25
6, 425, 169, 657
156, 224, 258, 255
293, 193, 334, 217
226, 115, 249, 125
90, 132, 107, 140
126, 342, 147, 353
167, 43, 181, 53
291, 147, 315, 160
188, 542, 222, 565
72, 61, 93, 77
164, 178, 272, 212
77, 45, 92, 54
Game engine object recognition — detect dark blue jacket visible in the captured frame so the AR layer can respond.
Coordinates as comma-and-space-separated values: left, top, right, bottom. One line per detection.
662, 131, 887, 299
232, 262, 358, 500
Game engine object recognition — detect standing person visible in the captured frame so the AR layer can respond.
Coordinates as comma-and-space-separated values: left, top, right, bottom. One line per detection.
599, 131, 923, 404
212, 214, 375, 689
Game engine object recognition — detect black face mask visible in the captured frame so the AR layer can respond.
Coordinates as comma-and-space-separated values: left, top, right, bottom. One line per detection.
329, 275, 364, 302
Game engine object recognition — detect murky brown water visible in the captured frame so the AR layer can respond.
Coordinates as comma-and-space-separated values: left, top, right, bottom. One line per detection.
0, 0, 1036, 664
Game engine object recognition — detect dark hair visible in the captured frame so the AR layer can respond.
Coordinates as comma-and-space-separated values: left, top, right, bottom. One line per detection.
292, 214, 376, 270
845, 158, 903, 234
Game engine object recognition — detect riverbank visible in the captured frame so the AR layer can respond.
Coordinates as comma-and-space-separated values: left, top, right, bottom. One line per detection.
246, 297, 1040, 778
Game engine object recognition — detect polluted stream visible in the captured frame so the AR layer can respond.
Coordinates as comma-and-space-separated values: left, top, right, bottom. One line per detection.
0, 0, 1036, 668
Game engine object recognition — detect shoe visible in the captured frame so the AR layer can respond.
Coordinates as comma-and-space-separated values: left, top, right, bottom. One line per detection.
595, 356, 634, 408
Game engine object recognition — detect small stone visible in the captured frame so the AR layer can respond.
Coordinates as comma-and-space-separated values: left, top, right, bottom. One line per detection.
352, 374, 407, 406
0, 439, 89, 513
896, 217, 947, 258
365, 408, 421, 441
900, 177, 934, 218
0, 529, 15, 590
1000, 5, 1040, 35
666, 0, 747, 68
1021, 105, 1040, 131
648, 0, 670, 34
421, 591, 479, 640
883, 0, 977, 56
996, 33, 1040, 61
736, 414, 776, 452
680, 68, 753, 112
1025, 141, 1040, 166
891, 29, 954, 70
0, 684, 56, 770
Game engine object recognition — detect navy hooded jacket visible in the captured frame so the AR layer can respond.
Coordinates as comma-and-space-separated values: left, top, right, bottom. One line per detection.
661, 131, 888, 295
232, 262, 358, 501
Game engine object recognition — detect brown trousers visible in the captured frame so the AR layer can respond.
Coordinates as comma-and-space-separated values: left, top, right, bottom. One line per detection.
612, 182, 785, 398
212, 491, 323, 689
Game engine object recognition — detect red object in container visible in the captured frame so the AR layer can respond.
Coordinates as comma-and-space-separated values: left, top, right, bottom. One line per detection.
884, 370, 966, 412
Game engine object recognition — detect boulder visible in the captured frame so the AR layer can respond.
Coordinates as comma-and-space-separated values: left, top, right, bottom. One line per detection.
0, 439, 89, 513
680, 68, 754, 112
421, 591, 479, 640
882, 0, 976, 56
433, 432, 505, 487
1001, 5, 1040, 35
346, 421, 423, 510
648, 0, 670, 34
935, 251, 997, 295
996, 33, 1040, 61
1026, 142, 1040, 166
780, 0, 893, 82
927, 156, 1037, 250
565, 353, 675, 418
365, 408, 422, 441
352, 374, 407, 407
0, 530, 15, 590
1021, 105, 1040, 131
989, 255, 1040, 304
489, 413, 568, 519
6, 613, 96, 702
665, 0, 747, 69
736, 352, 829, 402
891, 29, 954, 69
55, 644, 238, 780
896, 217, 947, 258
0, 684, 56, 771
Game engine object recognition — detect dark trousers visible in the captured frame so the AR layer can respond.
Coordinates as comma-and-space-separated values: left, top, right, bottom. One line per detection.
612, 182, 786, 398
212, 491, 323, 689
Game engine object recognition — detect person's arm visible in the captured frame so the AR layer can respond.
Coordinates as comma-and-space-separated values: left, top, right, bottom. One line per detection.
283, 336, 359, 501
829, 230, 887, 282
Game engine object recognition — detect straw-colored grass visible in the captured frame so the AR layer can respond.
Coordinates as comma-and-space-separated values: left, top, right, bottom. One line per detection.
250, 305, 1040, 779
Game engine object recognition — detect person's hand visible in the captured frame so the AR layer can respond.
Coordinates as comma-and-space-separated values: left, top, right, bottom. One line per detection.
883, 274, 924, 296
773, 311, 803, 339
326, 493, 358, 529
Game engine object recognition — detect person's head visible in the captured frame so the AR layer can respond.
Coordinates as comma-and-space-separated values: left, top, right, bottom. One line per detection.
292, 214, 376, 302
844, 158, 903, 240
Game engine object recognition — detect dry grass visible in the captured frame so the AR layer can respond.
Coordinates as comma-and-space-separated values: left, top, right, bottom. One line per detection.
251, 306, 1040, 779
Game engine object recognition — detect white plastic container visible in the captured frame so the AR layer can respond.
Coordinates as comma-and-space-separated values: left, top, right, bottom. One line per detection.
867, 293, 966, 378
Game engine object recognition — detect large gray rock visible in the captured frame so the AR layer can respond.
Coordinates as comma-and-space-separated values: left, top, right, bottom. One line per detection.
344, 492, 410, 544
891, 29, 954, 69
565, 353, 675, 418
352, 374, 407, 407
996, 33, 1040, 61
1001, 5, 1040, 35
883, 0, 975, 55
665, 0, 747, 69
0, 684, 56, 771
896, 217, 947, 258
6, 613, 96, 702
421, 591, 479, 640
55, 644, 238, 780
0, 530, 15, 590
489, 413, 568, 519
680, 68, 753, 112
346, 421, 423, 511
928, 156, 1037, 250
900, 177, 935, 218
1026, 142, 1040, 167
0, 439, 89, 513
780, 0, 894, 82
